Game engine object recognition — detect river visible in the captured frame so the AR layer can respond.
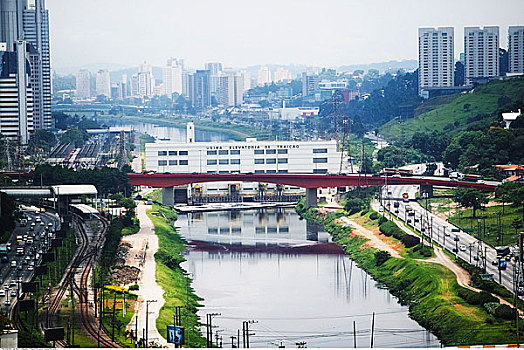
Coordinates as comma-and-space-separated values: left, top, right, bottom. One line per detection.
102, 119, 230, 142
177, 208, 440, 348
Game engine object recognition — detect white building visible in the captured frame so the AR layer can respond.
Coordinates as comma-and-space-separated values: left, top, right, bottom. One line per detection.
95, 69, 111, 98
215, 73, 244, 107
273, 67, 291, 82
509, 26, 524, 74
137, 62, 154, 97
257, 66, 271, 86
418, 27, 454, 96
75, 69, 91, 99
279, 106, 319, 121
145, 124, 351, 196
163, 58, 183, 96
464, 26, 499, 84
240, 70, 251, 91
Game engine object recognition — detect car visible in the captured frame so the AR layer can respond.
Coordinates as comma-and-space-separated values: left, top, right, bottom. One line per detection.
393, 202, 400, 208
452, 248, 459, 253
407, 219, 412, 224
27, 265, 33, 271
16, 277, 22, 283
9, 281, 16, 287
10, 290, 17, 297
454, 236, 460, 242
6, 243, 11, 251
40, 222, 45, 226
35, 217, 41, 222
26, 239, 33, 245
40, 232, 46, 239
518, 287, 524, 296
10, 261, 16, 268
4, 299, 10, 306
22, 259, 28, 265
491, 259, 499, 266
414, 218, 420, 223
0, 256, 7, 263
17, 265, 22, 271
0, 290, 5, 297
48, 223, 53, 227
445, 232, 451, 237
459, 245, 467, 251
473, 256, 480, 261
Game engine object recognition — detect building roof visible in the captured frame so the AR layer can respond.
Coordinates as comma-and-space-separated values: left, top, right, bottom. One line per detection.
505, 175, 523, 182
51, 184, 98, 196
70, 204, 98, 214
495, 164, 524, 171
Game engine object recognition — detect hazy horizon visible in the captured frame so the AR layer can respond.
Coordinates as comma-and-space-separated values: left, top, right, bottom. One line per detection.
48, 0, 524, 72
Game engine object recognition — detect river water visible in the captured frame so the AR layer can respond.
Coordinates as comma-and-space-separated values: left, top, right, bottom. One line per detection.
103, 119, 230, 142
177, 208, 440, 348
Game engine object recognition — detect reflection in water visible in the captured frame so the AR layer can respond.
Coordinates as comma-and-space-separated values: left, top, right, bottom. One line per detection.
178, 208, 439, 348
104, 120, 230, 142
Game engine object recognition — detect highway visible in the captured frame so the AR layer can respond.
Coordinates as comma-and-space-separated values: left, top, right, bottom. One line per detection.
0, 205, 60, 314
379, 183, 520, 299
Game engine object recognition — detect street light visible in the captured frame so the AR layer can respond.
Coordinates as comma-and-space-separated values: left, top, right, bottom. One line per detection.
145, 299, 157, 348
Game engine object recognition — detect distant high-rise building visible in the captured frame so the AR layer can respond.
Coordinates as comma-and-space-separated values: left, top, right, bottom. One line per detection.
0, 0, 23, 51
193, 70, 211, 111
137, 62, 153, 97
454, 61, 465, 86
95, 69, 111, 98
75, 69, 91, 99
274, 67, 291, 82
508, 26, 524, 74
0, 41, 33, 144
121, 74, 128, 99
163, 57, 183, 96
301, 72, 319, 97
240, 70, 251, 91
499, 48, 509, 76
257, 66, 271, 86
464, 26, 499, 84
205, 62, 222, 75
418, 27, 454, 96
215, 73, 244, 107
130, 74, 139, 96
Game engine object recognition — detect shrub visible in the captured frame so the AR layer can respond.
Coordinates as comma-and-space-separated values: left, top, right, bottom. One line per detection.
360, 209, 369, 216
401, 235, 420, 248
494, 304, 518, 320
457, 288, 498, 306
128, 284, 139, 291
369, 212, 379, 220
344, 198, 366, 215
378, 216, 388, 225
484, 302, 500, 315
375, 251, 391, 266
379, 221, 406, 241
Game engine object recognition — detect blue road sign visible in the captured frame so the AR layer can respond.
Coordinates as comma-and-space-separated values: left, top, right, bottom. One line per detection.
175, 326, 185, 345
167, 325, 175, 344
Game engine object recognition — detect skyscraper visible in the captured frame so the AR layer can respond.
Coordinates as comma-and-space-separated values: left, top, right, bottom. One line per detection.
0, 0, 24, 51
508, 26, 524, 74
137, 62, 153, 97
205, 62, 222, 75
193, 70, 211, 111
95, 69, 111, 98
302, 72, 319, 97
75, 69, 91, 99
464, 26, 499, 84
0, 41, 33, 144
163, 58, 183, 96
418, 27, 454, 96
257, 66, 271, 86
22, 0, 51, 129
274, 67, 291, 82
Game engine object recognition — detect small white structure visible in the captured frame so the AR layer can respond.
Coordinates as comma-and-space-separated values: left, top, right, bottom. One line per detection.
502, 109, 522, 129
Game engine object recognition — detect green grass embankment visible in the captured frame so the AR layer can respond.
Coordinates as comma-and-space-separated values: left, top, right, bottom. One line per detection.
380, 76, 524, 142
99, 286, 138, 347
147, 204, 206, 348
298, 206, 523, 346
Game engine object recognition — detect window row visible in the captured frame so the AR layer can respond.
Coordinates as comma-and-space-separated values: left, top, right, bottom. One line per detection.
254, 158, 288, 164
207, 159, 241, 165
207, 149, 241, 155
253, 149, 288, 155
158, 159, 188, 166
157, 150, 188, 156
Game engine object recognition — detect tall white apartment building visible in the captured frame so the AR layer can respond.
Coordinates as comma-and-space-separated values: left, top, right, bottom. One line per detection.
216, 73, 244, 107
163, 58, 183, 96
240, 70, 251, 91
418, 27, 454, 96
137, 62, 153, 97
75, 69, 91, 99
257, 66, 271, 86
464, 26, 499, 84
508, 26, 524, 74
274, 67, 291, 82
95, 69, 111, 98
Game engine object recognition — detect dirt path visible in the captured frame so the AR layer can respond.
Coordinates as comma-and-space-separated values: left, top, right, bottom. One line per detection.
338, 216, 402, 258
125, 202, 167, 347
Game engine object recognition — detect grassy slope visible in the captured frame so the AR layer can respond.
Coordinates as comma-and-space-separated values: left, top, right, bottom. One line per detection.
380, 76, 524, 143
302, 207, 522, 345
148, 205, 206, 348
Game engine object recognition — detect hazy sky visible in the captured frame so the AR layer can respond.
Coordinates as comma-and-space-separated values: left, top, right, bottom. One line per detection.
48, 0, 524, 72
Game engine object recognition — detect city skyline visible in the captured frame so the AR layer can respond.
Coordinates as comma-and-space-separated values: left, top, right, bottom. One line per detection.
48, 0, 524, 73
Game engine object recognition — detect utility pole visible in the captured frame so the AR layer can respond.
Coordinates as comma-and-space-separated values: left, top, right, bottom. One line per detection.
370, 312, 375, 348
206, 313, 220, 348
145, 299, 157, 348
353, 321, 357, 348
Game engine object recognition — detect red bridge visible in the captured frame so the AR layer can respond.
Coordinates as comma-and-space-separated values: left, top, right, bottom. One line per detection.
128, 173, 498, 191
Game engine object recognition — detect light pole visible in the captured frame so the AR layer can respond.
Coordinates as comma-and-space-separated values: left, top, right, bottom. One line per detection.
145, 299, 157, 348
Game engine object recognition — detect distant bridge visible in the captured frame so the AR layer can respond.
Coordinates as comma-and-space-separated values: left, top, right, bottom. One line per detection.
127, 173, 499, 191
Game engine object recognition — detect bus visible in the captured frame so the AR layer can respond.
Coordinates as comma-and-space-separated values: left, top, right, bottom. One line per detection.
398, 169, 414, 176
462, 174, 482, 182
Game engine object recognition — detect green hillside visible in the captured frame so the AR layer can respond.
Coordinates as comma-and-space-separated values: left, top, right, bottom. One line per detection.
380, 76, 524, 142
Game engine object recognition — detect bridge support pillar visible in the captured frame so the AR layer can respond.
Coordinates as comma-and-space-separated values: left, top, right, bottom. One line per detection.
162, 186, 175, 207
420, 185, 434, 198
306, 188, 318, 208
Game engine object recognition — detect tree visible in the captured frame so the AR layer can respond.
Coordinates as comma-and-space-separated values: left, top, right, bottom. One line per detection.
511, 219, 522, 236
453, 188, 489, 218
28, 129, 57, 152
60, 127, 90, 148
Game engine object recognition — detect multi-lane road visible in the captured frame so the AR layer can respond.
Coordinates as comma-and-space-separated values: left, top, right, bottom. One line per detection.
0, 205, 60, 314
379, 183, 520, 298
